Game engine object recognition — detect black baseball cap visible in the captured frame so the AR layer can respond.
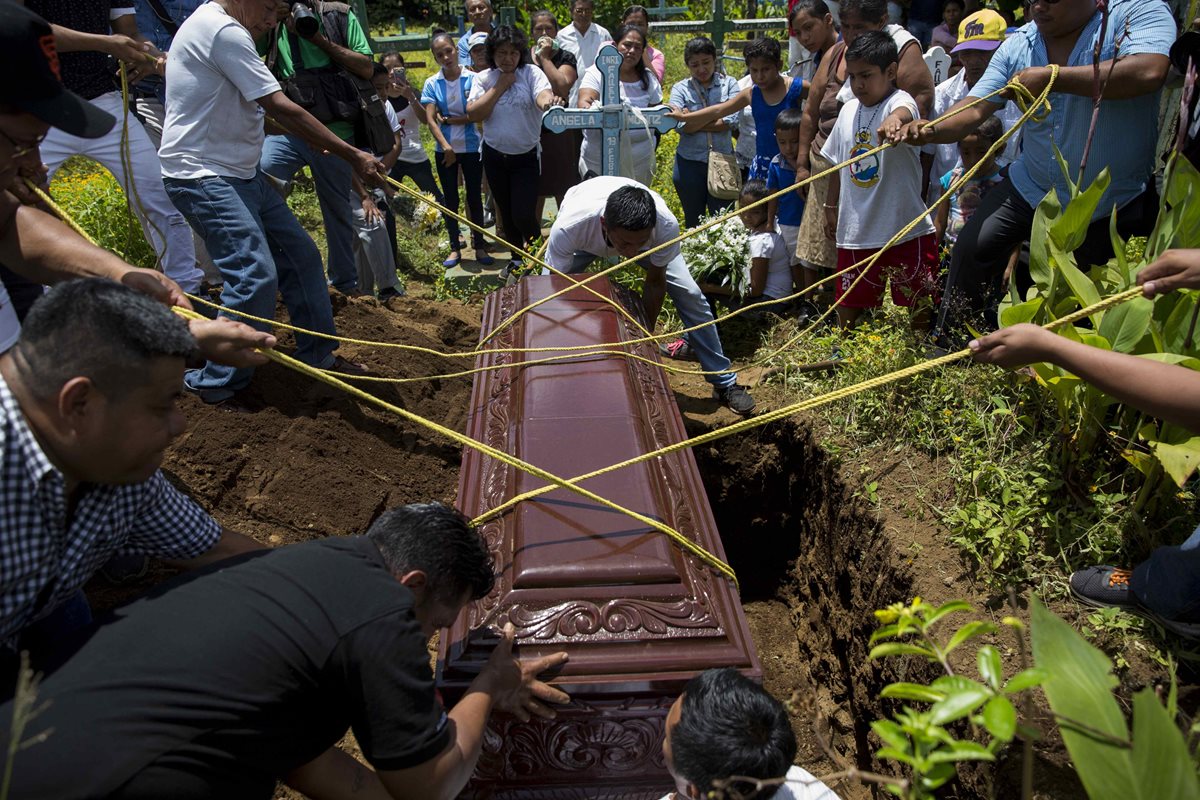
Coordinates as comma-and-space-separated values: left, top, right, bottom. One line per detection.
0, 2, 114, 138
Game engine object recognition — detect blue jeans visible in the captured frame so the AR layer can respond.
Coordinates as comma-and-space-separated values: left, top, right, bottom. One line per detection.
165, 171, 338, 402
672, 156, 733, 230
562, 251, 736, 389
1133, 523, 1200, 622
260, 134, 357, 292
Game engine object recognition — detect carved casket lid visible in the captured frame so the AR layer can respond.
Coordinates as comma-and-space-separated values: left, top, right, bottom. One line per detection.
439, 276, 759, 694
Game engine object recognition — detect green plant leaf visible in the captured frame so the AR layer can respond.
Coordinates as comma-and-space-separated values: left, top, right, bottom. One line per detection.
1031, 599, 1133, 799
869, 642, 937, 660
871, 719, 911, 751
1000, 296, 1045, 327
1098, 295, 1153, 353
1003, 668, 1047, 694
977, 645, 1002, 690
1148, 429, 1200, 487
943, 620, 997, 656
929, 682, 991, 725
881, 682, 946, 703
982, 695, 1018, 742
1050, 242, 1103, 310
926, 740, 996, 764
923, 600, 973, 629
1130, 686, 1200, 799
1050, 166, 1110, 253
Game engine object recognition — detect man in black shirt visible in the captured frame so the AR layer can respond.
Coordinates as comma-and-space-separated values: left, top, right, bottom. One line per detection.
3, 502, 571, 799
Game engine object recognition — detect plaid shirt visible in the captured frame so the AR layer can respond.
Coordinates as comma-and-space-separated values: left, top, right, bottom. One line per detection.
0, 374, 219, 647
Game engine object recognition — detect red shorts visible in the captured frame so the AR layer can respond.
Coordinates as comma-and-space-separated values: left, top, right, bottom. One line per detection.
835, 234, 940, 310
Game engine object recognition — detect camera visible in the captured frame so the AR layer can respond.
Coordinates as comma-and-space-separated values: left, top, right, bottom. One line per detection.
291, 2, 319, 38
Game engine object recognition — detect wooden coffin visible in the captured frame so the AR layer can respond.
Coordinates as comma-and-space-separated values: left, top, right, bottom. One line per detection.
438, 276, 760, 798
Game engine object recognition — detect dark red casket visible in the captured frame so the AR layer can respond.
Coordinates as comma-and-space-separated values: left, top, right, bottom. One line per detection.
438, 276, 760, 798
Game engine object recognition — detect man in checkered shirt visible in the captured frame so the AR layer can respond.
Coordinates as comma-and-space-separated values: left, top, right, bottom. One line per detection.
0, 278, 264, 657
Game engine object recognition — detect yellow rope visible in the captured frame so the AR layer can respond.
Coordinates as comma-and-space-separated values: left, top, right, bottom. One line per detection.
474, 283, 1143, 525
171, 306, 738, 586
472, 76, 1053, 351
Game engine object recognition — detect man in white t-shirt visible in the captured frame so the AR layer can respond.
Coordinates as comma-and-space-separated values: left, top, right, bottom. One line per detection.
660, 668, 840, 800
546, 176, 755, 415
556, 0, 611, 106
160, 0, 384, 408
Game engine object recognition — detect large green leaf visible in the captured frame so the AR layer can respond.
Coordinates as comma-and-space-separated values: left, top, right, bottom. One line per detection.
1050, 242, 1102, 311
1050, 167, 1111, 254
1029, 190, 1062, 292
1097, 295, 1153, 353
1000, 296, 1045, 328
1031, 599, 1133, 799
1147, 425, 1200, 487
1130, 687, 1200, 799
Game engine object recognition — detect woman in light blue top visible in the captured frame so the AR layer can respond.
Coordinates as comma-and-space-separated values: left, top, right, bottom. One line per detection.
669, 36, 741, 228
423, 30, 492, 267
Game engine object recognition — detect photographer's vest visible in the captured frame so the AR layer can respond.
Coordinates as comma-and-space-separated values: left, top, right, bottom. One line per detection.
267, 3, 394, 156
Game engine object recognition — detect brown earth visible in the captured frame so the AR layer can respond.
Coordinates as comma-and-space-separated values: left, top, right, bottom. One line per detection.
87, 288, 1174, 799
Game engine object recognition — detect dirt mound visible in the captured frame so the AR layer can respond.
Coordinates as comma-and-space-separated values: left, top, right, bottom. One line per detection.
164, 293, 481, 545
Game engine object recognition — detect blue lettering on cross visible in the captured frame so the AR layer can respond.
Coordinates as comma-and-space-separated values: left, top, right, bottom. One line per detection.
542, 44, 679, 177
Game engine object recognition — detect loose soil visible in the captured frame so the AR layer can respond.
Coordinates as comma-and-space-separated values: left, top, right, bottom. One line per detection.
86, 289, 1180, 799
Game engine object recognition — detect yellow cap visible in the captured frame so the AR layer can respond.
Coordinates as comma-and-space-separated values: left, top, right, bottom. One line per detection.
952, 10, 1007, 54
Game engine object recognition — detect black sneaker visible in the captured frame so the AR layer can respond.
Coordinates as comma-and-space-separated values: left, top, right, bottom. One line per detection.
1070, 565, 1200, 640
660, 338, 692, 360
1069, 566, 1137, 611
714, 384, 756, 415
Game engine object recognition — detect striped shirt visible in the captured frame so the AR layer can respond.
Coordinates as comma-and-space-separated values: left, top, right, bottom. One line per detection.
421, 68, 482, 154
0, 373, 220, 648
970, 0, 1175, 219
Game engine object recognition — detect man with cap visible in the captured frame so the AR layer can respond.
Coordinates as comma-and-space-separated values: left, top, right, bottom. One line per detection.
894, 0, 1176, 348
0, 1, 271, 355
921, 9, 1023, 203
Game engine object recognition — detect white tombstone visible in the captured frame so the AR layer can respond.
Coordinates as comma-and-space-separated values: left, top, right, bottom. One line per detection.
924, 45, 951, 86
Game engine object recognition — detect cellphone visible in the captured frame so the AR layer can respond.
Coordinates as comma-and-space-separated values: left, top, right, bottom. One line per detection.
391, 66, 407, 82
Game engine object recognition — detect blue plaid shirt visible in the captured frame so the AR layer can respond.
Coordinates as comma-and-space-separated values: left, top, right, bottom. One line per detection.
970, 0, 1175, 220
0, 374, 219, 648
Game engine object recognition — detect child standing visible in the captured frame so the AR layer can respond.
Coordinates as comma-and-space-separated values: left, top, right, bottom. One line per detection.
765, 108, 815, 319
739, 180, 794, 312
821, 30, 937, 330
933, 116, 1005, 251
668, 37, 804, 181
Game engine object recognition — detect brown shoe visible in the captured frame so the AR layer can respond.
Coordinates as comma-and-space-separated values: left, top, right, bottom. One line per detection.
326, 356, 370, 377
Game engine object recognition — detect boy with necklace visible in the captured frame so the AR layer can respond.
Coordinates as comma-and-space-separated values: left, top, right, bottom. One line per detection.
821, 31, 937, 330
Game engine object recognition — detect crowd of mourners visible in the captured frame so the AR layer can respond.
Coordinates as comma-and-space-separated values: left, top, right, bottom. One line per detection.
0, 0, 1197, 797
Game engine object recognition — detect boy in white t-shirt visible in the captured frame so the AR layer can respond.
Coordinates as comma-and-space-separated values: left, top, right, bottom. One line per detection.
820, 31, 937, 330
350, 64, 405, 305
660, 668, 840, 800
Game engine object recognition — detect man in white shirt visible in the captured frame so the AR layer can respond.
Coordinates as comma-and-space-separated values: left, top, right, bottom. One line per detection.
922, 10, 1022, 203
160, 0, 383, 408
546, 176, 755, 415
556, 0, 610, 106
660, 668, 840, 800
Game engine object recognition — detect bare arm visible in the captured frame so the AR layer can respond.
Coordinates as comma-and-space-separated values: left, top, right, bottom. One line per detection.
535, 48, 576, 100
895, 96, 996, 146
667, 86, 751, 127
376, 625, 569, 800
970, 324, 1200, 433
576, 87, 600, 108
1012, 55, 1170, 101
749, 256, 768, 297
642, 267, 668, 326
257, 91, 384, 184
308, 31, 374, 80
795, 56, 831, 178
934, 197, 949, 243
896, 42, 934, 119
168, 528, 264, 570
